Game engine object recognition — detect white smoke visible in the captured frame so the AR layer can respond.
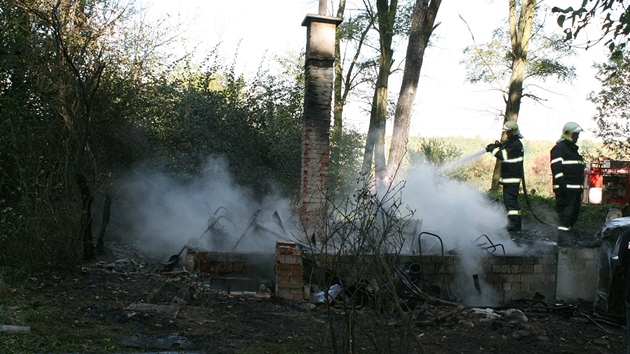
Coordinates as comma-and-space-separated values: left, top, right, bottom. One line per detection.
109, 151, 531, 306
401, 162, 521, 254
399, 159, 526, 306
110, 157, 299, 261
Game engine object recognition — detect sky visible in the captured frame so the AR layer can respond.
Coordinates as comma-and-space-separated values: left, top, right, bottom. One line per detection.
145, 0, 609, 142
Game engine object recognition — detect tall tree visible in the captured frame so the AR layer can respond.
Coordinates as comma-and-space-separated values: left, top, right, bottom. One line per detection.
462, 0, 575, 190
552, 1, 630, 163
361, 0, 397, 174
43, 0, 137, 260
331, 1, 376, 191
387, 0, 441, 177
0, 0, 181, 267
332, 2, 378, 131
0, 1, 67, 266
333, 0, 349, 135
490, 0, 537, 191
589, 50, 630, 158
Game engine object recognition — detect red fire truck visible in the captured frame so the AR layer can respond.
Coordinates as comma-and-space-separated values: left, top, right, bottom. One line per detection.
583, 159, 630, 205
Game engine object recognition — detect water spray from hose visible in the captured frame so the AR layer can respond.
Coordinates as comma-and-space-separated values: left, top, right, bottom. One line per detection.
434, 146, 557, 228
437, 149, 487, 175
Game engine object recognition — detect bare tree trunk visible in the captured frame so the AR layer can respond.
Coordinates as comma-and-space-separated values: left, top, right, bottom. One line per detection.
319, 0, 327, 15
332, 0, 373, 140
333, 0, 347, 130
332, 0, 347, 173
361, 0, 397, 174
77, 173, 95, 260
505, 0, 534, 122
490, 0, 535, 191
387, 0, 441, 177
96, 196, 111, 255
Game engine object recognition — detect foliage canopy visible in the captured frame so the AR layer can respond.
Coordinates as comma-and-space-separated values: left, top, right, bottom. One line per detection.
589, 49, 630, 158
553, 0, 630, 51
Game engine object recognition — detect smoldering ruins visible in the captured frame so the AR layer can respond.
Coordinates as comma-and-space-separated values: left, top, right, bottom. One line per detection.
94, 7, 620, 343
101, 5, 604, 309
101, 150, 600, 312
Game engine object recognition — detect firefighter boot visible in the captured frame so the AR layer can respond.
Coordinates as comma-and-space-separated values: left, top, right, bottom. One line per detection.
556, 229, 571, 247
507, 217, 521, 232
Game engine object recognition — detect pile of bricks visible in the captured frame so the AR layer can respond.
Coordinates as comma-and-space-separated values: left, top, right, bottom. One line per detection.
275, 241, 304, 301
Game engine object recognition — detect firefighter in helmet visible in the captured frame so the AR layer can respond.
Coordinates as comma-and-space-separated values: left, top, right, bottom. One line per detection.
486, 121, 525, 232
550, 122, 585, 245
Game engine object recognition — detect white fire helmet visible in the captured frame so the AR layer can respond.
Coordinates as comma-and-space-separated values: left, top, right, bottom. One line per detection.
562, 121, 583, 135
502, 121, 523, 138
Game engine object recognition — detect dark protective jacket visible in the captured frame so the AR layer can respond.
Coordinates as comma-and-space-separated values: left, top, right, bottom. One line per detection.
550, 139, 585, 192
617, 229, 630, 301
491, 135, 524, 185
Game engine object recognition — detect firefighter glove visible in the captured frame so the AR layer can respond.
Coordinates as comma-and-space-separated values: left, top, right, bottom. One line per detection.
486, 143, 497, 152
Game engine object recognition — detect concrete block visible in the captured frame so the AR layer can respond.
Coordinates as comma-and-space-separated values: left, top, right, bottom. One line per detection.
556, 248, 598, 302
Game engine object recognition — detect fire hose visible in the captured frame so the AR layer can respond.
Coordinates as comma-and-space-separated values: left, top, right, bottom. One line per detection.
491, 140, 557, 228
520, 161, 556, 228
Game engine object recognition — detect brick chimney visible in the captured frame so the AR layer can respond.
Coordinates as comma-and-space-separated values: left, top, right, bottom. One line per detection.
300, 14, 342, 244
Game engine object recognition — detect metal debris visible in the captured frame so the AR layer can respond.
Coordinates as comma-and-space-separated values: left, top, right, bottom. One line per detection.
118, 334, 193, 350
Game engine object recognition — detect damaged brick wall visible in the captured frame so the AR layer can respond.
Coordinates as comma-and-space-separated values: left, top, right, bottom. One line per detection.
186, 249, 558, 303
400, 254, 557, 302
275, 241, 304, 301
184, 249, 276, 294
185, 251, 244, 274
481, 255, 557, 302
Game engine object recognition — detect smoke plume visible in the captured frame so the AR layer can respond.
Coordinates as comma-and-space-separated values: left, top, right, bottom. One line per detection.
399, 160, 525, 305
108, 151, 534, 306
109, 157, 299, 261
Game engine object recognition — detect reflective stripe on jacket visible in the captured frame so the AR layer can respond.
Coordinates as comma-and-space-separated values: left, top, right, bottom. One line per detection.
550, 139, 585, 191
492, 135, 524, 185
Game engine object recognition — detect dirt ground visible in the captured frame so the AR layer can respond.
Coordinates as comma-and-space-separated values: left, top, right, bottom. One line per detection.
2, 222, 628, 353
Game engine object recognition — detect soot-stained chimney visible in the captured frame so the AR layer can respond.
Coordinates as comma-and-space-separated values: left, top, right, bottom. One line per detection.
299, 12, 342, 244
